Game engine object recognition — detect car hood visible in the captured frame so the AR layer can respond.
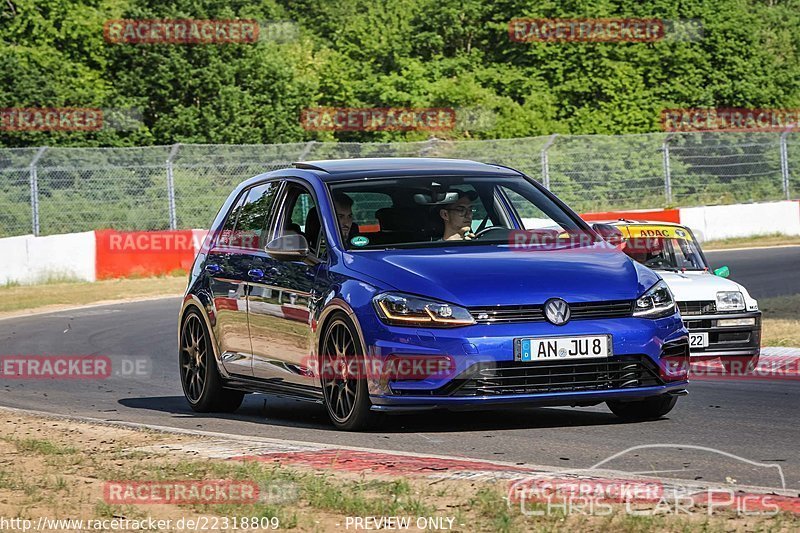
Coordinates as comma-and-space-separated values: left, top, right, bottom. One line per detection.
657, 270, 757, 308
342, 243, 659, 307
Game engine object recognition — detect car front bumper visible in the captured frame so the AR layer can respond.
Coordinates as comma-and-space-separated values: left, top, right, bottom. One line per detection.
682, 310, 761, 359
356, 311, 690, 412
370, 384, 689, 412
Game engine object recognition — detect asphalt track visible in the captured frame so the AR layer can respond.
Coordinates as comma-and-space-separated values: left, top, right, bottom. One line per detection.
705, 245, 800, 298
0, 246, 798, 491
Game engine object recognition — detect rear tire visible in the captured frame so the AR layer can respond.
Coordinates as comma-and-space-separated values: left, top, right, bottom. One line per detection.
179, 309, 244, 413
607, 395, 677, 421
320, 313, 376, 431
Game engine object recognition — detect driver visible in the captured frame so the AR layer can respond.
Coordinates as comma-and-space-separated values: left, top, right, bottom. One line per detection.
438, 190, 477, 241
333, 193, 355, 241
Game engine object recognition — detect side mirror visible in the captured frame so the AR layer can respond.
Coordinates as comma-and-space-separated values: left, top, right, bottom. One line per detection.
714, 266, 730, 278
592, 223, 625, 246
265, 234, 309, 262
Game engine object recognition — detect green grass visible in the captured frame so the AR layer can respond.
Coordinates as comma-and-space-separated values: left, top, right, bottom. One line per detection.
703, 233, 800, 250
1, 272, 84, 289
7, 437, 77, 456
760, 295, 800, 347
96, 457, 442, 530
472, 487, 517, 533
0, 275, 186, 314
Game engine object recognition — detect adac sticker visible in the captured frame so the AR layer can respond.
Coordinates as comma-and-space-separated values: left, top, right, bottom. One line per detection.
350, 235, 369, 247
628, 225, 692, 240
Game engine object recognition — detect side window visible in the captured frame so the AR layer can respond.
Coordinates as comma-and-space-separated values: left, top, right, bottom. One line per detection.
217, 193, 247, 247
218, 182, 280, 249
289, 192, 314, 232
236, 182, 280, 249
502, 187, 558, 230
274, 183, 324, 257
346, 192, 392, 232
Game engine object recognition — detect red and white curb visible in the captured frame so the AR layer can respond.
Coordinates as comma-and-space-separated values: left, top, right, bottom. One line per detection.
762, 346, 800, 358
135, 439, 800, 515
690, 349, 800, 380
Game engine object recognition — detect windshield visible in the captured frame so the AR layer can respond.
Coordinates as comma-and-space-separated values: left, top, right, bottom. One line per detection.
619, 226, 708, 271
327, 175, 593, 250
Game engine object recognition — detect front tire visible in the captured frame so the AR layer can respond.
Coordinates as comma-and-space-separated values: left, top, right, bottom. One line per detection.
179, 309, 244, 413
607, 395, 677, 421
320, 313, 376, 431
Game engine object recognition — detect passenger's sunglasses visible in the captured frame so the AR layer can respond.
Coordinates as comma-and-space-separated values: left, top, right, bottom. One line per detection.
445, 206, 476, 217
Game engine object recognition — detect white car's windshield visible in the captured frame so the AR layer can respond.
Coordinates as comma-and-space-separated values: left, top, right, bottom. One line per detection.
620, 227, 708, 271
327, 175, 594, 250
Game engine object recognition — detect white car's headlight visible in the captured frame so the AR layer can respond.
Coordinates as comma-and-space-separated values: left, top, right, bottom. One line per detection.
716, 291, 745, 312
373, 292, 475, 327
633, 280, 676, 318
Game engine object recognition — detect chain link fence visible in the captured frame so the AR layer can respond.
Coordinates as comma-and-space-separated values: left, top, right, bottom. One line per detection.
0, 131, 797, 238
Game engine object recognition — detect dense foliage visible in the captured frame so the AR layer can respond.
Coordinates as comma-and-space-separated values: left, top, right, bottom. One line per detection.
2, 0, 799, 147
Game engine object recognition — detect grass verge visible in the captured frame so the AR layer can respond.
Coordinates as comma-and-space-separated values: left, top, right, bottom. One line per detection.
0, 275, 186, 315
760, 295, 800, 347
0, 413, 796, 532
703, 233, 800, 250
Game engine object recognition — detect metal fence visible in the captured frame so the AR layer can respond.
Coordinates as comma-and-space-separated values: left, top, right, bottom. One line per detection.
0, 131, 797, 238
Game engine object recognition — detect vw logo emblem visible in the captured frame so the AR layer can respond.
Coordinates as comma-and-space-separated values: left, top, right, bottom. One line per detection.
544, 298, 571, 325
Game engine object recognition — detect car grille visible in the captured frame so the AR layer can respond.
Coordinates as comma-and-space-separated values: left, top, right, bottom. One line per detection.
450, 356, 663, 396
683, 319, 712, 329
678, 301, 716, 316
661, 339, 689, 359
469, 300, 633, 324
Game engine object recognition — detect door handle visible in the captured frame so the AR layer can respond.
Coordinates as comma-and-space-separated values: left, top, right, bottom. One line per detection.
205, 263, 221, 274
248, 268, 265, 280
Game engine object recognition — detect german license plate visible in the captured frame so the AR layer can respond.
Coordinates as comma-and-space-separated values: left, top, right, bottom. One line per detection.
515, 335, 611, 361
689, 332, 709, 350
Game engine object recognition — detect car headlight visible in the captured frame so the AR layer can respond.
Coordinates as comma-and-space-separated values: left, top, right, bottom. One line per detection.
633, 280, 676, 318
373, 292, 475, 327
716, 291, 745, 312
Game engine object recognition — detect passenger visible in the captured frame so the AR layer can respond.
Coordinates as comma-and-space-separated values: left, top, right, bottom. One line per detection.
333, 192, 355, 241
438, 190, 477, 241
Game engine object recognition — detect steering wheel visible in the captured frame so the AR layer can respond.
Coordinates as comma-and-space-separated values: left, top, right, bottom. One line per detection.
470, 226, 507, 239
644, 257, 667, 268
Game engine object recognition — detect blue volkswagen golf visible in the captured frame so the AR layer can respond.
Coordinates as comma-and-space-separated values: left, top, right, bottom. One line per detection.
179, 158, 689, 430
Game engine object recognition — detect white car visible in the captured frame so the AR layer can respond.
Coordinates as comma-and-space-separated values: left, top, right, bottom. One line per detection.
595, 220, 761, 372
